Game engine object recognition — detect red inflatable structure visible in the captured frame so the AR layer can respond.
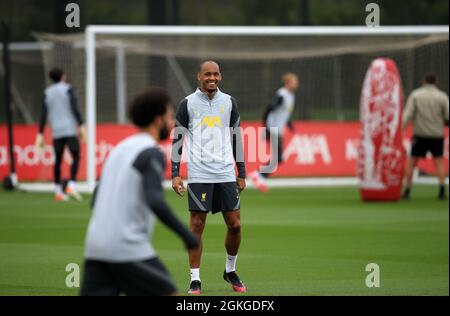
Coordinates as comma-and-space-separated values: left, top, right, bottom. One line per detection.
358, 58, 405, 201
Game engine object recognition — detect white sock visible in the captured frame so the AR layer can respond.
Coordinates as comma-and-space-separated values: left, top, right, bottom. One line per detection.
68, 180, 76, 190
55, 184, 63, 194
190, 268, 200, 282
226, 254, 237, 273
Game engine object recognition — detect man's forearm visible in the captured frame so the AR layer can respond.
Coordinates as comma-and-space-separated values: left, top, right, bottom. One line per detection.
69, 91, 83, 125
171, 135, 183, 178
39, 96, 47, 134
232, 128, 246, 178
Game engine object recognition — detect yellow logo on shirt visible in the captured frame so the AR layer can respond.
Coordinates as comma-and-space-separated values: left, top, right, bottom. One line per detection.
201, 193, 207, 202
201, 116, 223, 128
220, 106, 225, 114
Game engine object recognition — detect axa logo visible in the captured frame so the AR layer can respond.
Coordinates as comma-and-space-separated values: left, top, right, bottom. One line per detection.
201, 116, 223, 128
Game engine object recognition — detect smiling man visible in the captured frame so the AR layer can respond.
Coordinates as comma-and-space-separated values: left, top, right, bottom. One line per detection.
171, 61, 247, 294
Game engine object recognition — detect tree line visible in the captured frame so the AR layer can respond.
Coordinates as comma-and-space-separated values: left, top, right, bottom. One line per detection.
0, 0, 448, 41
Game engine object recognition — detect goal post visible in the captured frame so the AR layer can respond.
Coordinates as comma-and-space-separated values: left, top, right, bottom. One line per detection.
84, 25, 449, 192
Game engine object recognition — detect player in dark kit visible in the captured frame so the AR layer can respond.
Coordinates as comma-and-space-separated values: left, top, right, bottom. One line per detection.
81, 87, 198, 296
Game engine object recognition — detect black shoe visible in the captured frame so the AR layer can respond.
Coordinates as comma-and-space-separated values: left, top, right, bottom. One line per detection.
402, 189, 411, 200
439, 186, 447, 201
223, 270, 246, 292
188, 280, 201, 294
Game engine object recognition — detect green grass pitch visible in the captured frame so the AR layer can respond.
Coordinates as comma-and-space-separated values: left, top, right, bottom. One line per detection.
0, 186, 448, 296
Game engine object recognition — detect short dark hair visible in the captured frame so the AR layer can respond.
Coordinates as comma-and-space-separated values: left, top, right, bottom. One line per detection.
198, 60, 220, 73
128, 86, 171, 128
424, 73, 437, 85
49, 68, 65, 83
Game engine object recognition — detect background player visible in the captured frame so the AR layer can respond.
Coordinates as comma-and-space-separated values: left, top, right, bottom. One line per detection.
81, 87, 198, 296
171, 61, 247, 294
402, 73, 449, 200
35, 68, 85, 201
250, 73, 299, 192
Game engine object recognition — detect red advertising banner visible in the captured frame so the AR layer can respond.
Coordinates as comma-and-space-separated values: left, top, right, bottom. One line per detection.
0, 123, 448, 182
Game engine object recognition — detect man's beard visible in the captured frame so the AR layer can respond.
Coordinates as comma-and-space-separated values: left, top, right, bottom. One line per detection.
204, 82, 217, 93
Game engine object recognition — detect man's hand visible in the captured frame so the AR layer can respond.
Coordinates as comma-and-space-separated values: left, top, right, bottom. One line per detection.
79, 125, 87, 143
172, 176, 186, 197
237, 177, 246, 192
35, 133, 44, 148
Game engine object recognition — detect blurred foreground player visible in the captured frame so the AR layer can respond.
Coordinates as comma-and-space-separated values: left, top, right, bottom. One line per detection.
81, 87, 198, 296
35, 68, 85, 201
402, 73, 449, 200
250, 73, 299, 192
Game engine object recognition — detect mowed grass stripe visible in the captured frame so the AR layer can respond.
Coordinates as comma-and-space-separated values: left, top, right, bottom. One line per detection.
0, 186, 448, 295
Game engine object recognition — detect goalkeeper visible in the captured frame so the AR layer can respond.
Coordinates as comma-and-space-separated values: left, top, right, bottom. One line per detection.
35, 68, 85, 201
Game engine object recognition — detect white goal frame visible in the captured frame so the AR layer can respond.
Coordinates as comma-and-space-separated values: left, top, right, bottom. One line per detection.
85, 25, 449, 192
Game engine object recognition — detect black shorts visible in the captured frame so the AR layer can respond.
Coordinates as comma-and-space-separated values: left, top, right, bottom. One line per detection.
411, 136, 444, 158
187, 182, 240, 214
80, 257, 176, 296
53, 136, 80, 158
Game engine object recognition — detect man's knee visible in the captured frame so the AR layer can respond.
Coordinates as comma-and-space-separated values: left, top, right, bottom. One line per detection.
434, 158, 446, 171
54, 155, 63, 165
71, 149, 80, 161
69, 139, 80, 160
227, 219, 241, 235
190, 214, 206, 234
73, 151, 80, 159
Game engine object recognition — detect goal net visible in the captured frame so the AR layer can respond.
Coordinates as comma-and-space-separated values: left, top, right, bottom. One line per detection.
28, 26, 449, 191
